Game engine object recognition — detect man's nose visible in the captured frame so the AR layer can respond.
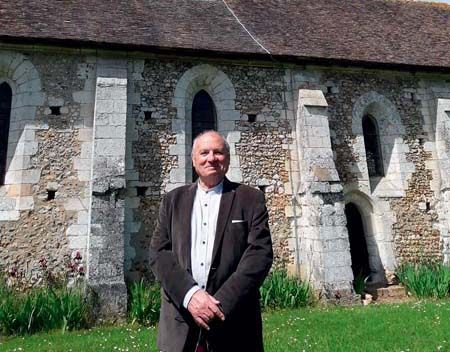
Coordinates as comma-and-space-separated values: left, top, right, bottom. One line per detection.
206, 151, 215, 161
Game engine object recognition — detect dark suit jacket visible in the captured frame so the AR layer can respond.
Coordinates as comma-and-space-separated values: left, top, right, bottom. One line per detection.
150, 178, 273, 352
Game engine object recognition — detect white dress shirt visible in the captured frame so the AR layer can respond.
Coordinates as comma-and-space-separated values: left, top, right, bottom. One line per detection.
183, 181, 223, 308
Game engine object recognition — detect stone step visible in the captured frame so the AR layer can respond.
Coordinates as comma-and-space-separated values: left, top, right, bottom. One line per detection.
376, 285, 407, 298
368, 285, 408, 302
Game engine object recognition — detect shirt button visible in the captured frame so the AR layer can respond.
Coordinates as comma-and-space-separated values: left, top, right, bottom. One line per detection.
204, 203, 208, 207
203, 222, 207, 226
201, 263, 204, 266
201, 285, 205, 289
202, 241, 206, 244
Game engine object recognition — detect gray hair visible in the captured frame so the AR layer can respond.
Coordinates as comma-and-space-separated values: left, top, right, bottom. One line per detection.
191, 130, 230, 157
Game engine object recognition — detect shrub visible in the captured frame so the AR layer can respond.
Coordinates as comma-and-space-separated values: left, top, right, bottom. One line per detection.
260, 270, 312, 310
396, 262, 450, 299
128, 279, 161, 326
0, 281, 93, 335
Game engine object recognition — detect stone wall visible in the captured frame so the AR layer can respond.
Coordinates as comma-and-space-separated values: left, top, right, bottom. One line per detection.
0, 51, 94, 284
321, 70, 441, 264
125, 59, 294, 279
230, 64, 293, 268
1, 48, 449, 295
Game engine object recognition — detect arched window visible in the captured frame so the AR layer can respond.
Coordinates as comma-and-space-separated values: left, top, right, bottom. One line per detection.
0, 82, 12, 185
192, 90, 216, 140
362, 114, 384, 177
191, 90, 217, 181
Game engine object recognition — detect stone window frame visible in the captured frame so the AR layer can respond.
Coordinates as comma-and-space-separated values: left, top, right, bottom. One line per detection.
344, 190, 396, 283
0, 51, 44, 221
351, 91, 412, 197
170, 64, 242, 190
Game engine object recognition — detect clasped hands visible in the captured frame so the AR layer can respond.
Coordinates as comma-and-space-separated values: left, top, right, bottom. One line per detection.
187, 289, 225, 330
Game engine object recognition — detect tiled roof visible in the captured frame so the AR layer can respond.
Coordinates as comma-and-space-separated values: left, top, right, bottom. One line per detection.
1, 0, 450, 70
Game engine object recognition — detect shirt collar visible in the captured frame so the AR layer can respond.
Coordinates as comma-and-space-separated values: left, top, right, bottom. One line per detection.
197, 179, 224, 195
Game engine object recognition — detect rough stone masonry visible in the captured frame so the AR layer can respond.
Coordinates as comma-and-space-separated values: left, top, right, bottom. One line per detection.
1, 49, 450, 314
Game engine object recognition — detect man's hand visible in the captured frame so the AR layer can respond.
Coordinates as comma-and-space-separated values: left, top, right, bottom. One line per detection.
187, 290, 225, 330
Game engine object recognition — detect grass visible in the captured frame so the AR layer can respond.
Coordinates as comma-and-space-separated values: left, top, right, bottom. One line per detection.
397, 262, 450, 299
128, 280, 161, 326
2, 300, 450, 351
260, 270, 312, 309
0, 283, 92, 335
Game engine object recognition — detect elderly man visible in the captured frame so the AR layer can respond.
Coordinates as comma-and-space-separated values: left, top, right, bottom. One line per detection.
150, 130, 273, 352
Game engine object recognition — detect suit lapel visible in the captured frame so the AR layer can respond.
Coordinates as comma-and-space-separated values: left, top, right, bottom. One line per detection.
211, 178, 236, 265
179, 183, 197, 271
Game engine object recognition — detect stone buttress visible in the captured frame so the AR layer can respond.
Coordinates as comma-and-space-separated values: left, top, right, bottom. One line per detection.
295, 89, 354, 298
87, 58, 128, 317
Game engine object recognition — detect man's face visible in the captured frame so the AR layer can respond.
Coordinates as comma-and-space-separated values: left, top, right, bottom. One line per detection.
192, 132, 230, 183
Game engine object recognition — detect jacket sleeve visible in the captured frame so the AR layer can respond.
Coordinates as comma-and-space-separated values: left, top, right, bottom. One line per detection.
149, 193, 197, 309
213, 191, 273, 317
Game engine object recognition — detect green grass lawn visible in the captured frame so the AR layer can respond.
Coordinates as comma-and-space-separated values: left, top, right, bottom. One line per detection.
1, 300, 450, 351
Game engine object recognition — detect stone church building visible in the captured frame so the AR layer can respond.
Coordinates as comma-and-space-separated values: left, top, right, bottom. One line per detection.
1, 0, 450, 313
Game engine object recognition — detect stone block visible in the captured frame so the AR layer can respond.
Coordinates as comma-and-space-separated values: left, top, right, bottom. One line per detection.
216, 99, 236, 110
77, 171, 91, 182
113, 100, 127, 114
320, 226, 348, 240
68, 236, 87, 249
64, 198, 86, 211
94, 139, 126, 157
78, 128, 93, 142
124, 221, 141, 233
221, 110, 241, 121
80, 103, 94, 119
95, 100, 115, 114
7, 155, 30, 171
0, 210, 20, 221
229, 155, 240, 168
218, 120, 236, 132
0, 197, 16, 211
67, 224, 89, 236
166, 182, 185, 192
226, 131, 241, 143
323, 265, 354, 283
87, 282, 127, 319
16, 196, 33, 210
169, 144, 186, 156
97, 87, 126, 101
73, 91, 94, 104
170, 168, 186, 183
298, 89, 328, 107
12, 106, 37, 121
227, 168, 242, 182
172, 119, 186, 132
125, 197, 140, 209
125, 171, 139, 181
9, 141, 38, 157
21, 169, 41, 184
109, 112, 127, 126
95, 126, 126, 139
74, 158, 91, 171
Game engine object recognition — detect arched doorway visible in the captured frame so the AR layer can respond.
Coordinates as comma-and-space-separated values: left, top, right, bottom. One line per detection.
345, 203, 371, 281
0, 82, 12, 185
